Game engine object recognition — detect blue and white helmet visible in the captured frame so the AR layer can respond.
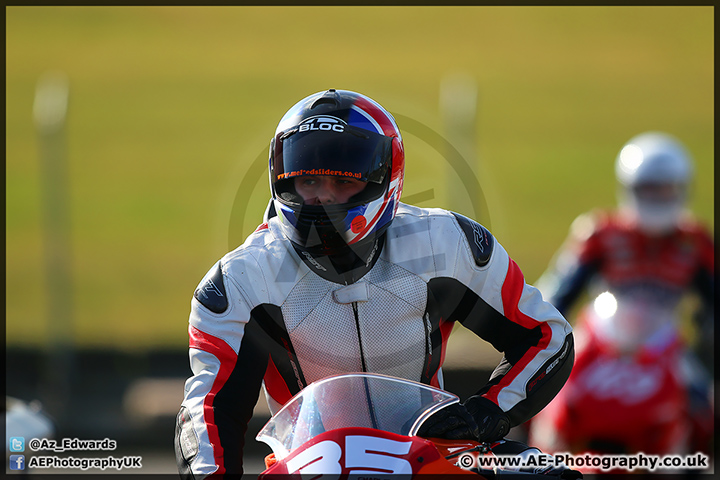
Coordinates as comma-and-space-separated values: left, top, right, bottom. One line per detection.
269, 89, 405, 256
615, 131, 693, 233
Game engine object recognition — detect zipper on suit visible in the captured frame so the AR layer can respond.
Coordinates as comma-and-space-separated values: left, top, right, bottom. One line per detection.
352, 301, 368, 372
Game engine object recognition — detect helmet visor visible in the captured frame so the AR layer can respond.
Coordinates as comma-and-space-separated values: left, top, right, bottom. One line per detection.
271, 125, 392, 186
632, 182, 685, 203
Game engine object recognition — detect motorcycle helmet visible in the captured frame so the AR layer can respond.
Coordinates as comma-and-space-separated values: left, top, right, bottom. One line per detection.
614, 132, 693, 234
269, 89, 405, 256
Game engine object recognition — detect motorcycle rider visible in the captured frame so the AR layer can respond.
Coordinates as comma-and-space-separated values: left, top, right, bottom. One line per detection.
535, 131, 714, 453
174, 89, 575, 478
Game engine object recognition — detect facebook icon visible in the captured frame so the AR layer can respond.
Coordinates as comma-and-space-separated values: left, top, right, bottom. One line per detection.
9, 455, 25, 470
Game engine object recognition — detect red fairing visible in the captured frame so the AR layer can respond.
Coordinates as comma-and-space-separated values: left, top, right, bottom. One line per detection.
540, 336, 687, 455
529, 306, 690, 465
260, 427, 444, 477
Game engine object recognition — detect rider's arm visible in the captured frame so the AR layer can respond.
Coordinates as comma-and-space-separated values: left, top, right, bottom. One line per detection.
448, 213, 575, 430
174, 260, 268, 479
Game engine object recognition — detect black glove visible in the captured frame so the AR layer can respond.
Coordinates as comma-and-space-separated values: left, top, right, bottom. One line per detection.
463, 395, 511, 443
417, 396, 511, 442
416, 402, 480, 440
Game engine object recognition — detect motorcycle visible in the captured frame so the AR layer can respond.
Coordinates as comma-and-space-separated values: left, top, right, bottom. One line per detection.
256, 372, 578, 478
528, 291, 712, 472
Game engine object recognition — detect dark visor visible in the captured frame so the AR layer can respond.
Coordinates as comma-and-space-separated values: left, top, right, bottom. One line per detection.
272, 125, 392, 185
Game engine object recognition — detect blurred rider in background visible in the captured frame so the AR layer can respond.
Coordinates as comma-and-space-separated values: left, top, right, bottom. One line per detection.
536, 131, 714, 453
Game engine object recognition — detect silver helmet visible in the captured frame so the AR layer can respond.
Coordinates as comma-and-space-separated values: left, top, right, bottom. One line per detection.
614, 132, 693, 234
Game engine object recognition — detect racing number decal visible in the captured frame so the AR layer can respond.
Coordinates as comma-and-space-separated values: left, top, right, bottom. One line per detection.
286, 435, 413, 476
286, 440, 342, 476
346, 435, 413, 474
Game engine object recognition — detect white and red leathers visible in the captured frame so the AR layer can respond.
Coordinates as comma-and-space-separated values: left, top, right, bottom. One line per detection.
174, 203, 574, 478
540, 209, 714, 345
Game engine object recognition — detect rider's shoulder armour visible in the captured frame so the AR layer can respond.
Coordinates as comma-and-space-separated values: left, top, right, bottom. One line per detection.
451, 212, 494, 267
194, 262, 229, 314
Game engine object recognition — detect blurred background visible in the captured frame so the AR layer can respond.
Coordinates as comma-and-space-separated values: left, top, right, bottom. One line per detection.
6, 6, 713, 475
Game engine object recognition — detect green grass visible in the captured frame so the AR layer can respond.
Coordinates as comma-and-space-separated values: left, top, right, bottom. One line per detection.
6, 6, 714, 349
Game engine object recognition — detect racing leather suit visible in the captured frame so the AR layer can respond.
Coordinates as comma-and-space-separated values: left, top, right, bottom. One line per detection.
538, 210, 714, 361
174, 203, 575, 478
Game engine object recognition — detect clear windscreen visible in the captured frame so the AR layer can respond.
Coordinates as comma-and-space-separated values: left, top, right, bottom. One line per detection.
256, 373, 458, 459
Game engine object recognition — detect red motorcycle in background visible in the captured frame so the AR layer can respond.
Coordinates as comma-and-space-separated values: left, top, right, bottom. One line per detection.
528, 291, 713, 472
256, 373, 579, 478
